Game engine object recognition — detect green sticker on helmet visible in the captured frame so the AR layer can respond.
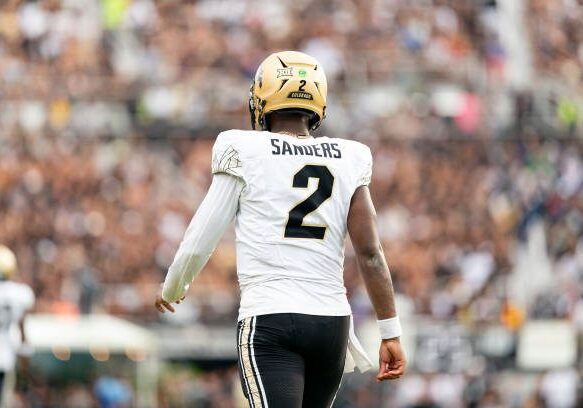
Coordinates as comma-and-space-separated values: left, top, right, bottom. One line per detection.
298, 69, 307, 78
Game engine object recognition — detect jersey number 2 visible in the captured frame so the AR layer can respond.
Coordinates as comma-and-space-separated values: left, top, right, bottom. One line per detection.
284, 165, 334, 239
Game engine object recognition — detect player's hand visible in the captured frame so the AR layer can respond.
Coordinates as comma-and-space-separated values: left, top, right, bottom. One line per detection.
154, 285, 185, 313
154, 295, 175, 313
376, 338, 406, 381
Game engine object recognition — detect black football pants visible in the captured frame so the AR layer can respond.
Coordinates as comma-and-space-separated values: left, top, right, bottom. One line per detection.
237, 313, 350, 408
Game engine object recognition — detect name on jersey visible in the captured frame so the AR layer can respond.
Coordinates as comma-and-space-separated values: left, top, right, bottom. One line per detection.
271, 139, 342, 158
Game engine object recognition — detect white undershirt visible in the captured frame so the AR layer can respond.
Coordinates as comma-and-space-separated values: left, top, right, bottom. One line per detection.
162, 173, 243, 303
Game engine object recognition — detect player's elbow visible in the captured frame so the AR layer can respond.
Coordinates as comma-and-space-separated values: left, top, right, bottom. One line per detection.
355, 243, 384, 267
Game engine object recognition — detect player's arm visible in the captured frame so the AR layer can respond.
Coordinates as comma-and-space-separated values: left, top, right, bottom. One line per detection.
17, 288, 35, 364
155, 173, 243, 313
19, 319, 27, 343
17, 314, 33, 361
347, 185, 406, 381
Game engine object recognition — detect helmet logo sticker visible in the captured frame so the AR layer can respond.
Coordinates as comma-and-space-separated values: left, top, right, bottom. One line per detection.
277, 67, 293, 78
298, 69, 307, 78
288, 91, 313, 100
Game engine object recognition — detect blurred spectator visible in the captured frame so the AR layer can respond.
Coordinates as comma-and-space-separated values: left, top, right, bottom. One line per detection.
94, 376, 132, 408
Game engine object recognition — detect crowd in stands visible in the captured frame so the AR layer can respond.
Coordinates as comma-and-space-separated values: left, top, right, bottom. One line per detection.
1, 0, 583, 406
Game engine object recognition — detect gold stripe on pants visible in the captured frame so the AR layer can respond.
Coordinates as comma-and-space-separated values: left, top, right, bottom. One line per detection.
240, 317, 263, 407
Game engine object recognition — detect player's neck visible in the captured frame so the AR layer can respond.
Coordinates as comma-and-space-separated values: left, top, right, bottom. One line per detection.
269, 114, 312, 138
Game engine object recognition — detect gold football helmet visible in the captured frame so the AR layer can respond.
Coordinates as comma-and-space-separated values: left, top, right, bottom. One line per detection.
249, 51, 328, 131
0, 245, 17, 280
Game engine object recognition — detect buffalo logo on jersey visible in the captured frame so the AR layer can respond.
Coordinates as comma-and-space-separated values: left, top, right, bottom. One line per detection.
249, 51, 327, 131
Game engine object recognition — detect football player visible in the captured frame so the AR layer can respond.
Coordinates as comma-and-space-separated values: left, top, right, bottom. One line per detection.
156, 51, 406, 407
0, 245, 34, 408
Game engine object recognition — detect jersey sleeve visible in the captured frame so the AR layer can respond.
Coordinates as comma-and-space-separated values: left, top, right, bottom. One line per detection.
211, 131, 245, 181
162, 173, 243, 302
355, 144, 373, 187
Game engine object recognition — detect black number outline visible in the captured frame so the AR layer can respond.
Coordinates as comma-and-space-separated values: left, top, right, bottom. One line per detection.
284, 165, 335, 239
298, 80, 307, 92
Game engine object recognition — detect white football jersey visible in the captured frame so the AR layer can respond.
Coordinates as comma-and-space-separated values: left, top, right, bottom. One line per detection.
212, 130, 372, 320
0, 281, 34, 371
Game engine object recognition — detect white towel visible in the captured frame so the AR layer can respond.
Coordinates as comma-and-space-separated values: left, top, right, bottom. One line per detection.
344, 315, 374, 373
